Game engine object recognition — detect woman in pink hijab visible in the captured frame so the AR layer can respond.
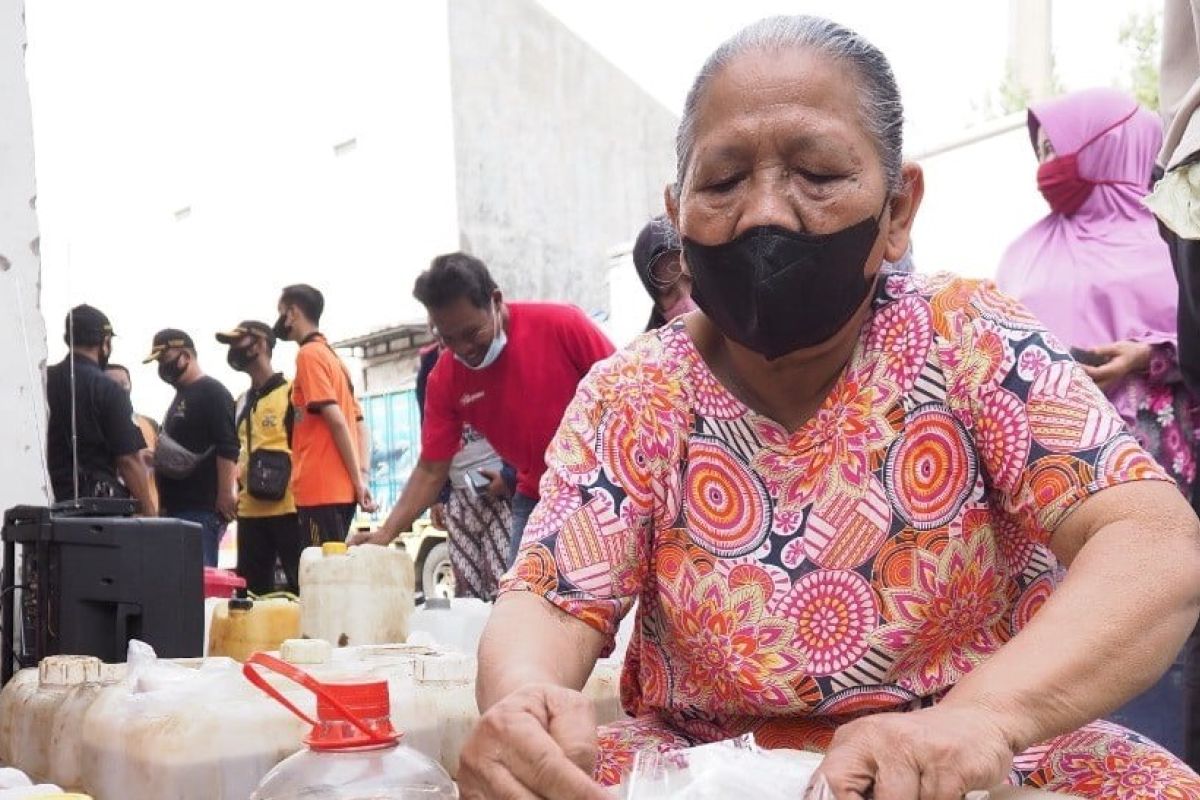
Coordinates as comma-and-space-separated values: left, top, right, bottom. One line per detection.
998, 88, 1198, 501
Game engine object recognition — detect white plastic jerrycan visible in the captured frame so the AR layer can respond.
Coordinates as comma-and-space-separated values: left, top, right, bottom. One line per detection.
300, 542, 415, 647
243, 652, 458, 799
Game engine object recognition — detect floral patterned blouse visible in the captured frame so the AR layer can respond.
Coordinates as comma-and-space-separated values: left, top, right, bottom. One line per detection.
502, 273, 1196, 794
1108, 342, 1198, 500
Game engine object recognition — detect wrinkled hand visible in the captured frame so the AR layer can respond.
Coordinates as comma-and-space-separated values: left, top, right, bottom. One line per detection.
479, 468, 511, 500
430, 503, 447, 531
217, 490, 238, 524
458, 684, 608, 800
1080, 340, 1151, 392
806, 704, 1015, 800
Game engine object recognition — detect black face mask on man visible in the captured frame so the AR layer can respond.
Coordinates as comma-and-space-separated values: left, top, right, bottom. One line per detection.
683, 207, 886, 360
227, 346, 254, 372
272, 312, 292, 342
158, 353, 188, 385
97, 338, 112, 370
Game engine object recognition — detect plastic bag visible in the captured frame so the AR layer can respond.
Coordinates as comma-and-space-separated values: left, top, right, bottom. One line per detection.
620, 736, 822, 799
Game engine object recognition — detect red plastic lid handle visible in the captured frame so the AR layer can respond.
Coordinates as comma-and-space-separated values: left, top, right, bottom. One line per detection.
243, 652, 399, 748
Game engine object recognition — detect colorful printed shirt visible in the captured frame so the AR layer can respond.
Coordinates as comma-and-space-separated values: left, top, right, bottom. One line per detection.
502, 272, 1174, 748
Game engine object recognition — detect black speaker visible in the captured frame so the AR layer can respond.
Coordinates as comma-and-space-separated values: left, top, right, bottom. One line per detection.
2, 505, 204, 684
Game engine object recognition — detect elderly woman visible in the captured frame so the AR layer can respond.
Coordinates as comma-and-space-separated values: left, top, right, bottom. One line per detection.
457, 15, 1200, 799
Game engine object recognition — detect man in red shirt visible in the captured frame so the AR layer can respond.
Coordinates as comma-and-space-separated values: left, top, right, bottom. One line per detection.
352, 253, 614, 562
274, 284, 377, 543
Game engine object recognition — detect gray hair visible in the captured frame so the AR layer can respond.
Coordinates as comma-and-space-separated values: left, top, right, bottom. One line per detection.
674, 15, 904, 196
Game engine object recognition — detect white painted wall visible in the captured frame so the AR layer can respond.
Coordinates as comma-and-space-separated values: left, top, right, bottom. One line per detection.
0, 0, 49, 510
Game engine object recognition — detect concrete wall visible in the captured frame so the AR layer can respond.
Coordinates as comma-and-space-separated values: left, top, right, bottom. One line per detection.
0, 0, 48, 511
447, 0, 678, 314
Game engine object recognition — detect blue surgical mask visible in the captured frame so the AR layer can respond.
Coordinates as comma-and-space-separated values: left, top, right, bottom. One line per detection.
455, 303, 507, 370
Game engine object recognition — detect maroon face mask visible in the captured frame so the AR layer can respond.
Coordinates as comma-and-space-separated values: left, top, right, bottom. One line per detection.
1035, 106, 1139, 217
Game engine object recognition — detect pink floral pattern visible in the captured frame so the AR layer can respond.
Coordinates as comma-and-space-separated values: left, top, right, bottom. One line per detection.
502, 273, 1189, 792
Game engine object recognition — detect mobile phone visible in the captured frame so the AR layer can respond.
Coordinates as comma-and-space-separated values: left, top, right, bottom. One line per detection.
466, 470, 491, 491
1069, 347, 1112, 368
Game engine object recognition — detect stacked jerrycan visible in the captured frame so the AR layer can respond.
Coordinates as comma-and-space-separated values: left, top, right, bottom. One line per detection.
244, 652, 458, 799
208, 596, 301, 662
300, 542, 414, 647
0, 656, 123, 791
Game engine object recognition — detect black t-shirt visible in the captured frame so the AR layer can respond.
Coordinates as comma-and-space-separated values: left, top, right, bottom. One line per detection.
157, 375, 240, 514
46, 354, 146, 502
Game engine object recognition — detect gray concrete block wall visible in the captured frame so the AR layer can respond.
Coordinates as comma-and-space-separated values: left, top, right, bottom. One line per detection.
447, 0, 678, 314
0, 0, 49, 511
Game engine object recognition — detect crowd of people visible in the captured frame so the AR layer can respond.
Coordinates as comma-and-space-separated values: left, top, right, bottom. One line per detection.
45, 284, 378, 595
36, 5, 1200, 797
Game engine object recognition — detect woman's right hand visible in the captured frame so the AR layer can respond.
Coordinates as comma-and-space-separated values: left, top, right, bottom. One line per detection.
457, 683, 609, 800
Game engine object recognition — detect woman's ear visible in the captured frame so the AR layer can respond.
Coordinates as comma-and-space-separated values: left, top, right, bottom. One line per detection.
664, 184, 681, 234
884, 162, 924, 262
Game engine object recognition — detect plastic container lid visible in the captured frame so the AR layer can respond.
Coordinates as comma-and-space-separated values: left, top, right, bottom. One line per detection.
243, 652, 401, 751
280, 638, 332, 665
322, 541, 348, 556
203, 567, 247, 599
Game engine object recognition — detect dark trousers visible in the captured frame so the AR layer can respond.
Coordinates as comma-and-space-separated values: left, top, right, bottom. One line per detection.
1157, 174, 1200, 769
506, 491, 538, 567
298, 503, 357, 546
170, 509, 226, 568
236, 513, 303, 595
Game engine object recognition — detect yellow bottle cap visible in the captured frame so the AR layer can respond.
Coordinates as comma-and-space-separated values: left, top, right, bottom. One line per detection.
322, 541, 348, 556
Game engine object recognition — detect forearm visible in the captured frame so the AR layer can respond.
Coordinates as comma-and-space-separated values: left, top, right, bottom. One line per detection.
477, 592, 605, 711
356, 421, 372, 481
116, 454, 156, 516
945, 514, 1200, 751
217, 457, 238, 495
321, 407, 362, 481
378, 458, 452, 538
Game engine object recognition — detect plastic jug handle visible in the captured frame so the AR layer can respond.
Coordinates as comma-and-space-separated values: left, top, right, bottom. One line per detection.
243, 652, 397, 746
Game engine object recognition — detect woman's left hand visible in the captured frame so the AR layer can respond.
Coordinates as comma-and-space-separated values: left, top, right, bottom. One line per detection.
806, 703, 1015, 800
1080, 340, 1152, 392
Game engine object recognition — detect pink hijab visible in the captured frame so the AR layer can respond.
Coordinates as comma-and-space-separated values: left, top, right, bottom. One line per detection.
995, 88, 1177, 349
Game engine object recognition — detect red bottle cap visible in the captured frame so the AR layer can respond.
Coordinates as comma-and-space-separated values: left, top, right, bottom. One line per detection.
244, 653, 401, 751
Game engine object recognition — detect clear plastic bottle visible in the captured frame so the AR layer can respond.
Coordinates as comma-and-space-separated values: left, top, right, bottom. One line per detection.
244, 653, 458, 799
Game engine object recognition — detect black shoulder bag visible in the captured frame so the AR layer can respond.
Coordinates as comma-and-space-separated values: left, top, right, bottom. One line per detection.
245, 387, 292, 502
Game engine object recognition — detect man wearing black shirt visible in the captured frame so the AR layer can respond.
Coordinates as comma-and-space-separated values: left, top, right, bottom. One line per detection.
46, 305, 155, 513
143, 329, 240, 566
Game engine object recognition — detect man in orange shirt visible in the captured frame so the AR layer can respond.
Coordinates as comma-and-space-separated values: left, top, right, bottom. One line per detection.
273, 284, 376, 543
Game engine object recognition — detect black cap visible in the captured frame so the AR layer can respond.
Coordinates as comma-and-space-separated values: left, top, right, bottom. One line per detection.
64, 304, 113, 346
143, 328, 195, 363
216, 320, 275, 348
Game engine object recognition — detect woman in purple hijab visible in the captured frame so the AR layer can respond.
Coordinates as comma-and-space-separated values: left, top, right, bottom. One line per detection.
999, 87, 1200, 761
998, 88, 1199, 501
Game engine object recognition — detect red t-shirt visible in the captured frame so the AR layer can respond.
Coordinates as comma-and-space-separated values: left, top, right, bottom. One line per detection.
421, 302, 614, 498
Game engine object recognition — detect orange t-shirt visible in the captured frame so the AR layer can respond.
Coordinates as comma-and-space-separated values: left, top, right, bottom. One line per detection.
290, 334, 364, 506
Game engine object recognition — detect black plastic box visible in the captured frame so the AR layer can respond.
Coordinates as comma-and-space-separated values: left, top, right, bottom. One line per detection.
1, 505, 203, 684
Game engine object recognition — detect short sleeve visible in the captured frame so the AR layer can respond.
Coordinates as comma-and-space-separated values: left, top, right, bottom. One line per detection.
98, 383, 145, 457
295, 347, 338, 410
419, 357, 463, 462
941, 282, 1174, 546
208, 383, 240, 462
499, 341, 685, 645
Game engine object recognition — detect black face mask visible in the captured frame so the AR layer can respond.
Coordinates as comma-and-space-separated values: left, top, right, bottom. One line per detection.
158, 354, 187, 385
272, 313, 292, 342
683, 209, 885, 360
227, 346, 254, 372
